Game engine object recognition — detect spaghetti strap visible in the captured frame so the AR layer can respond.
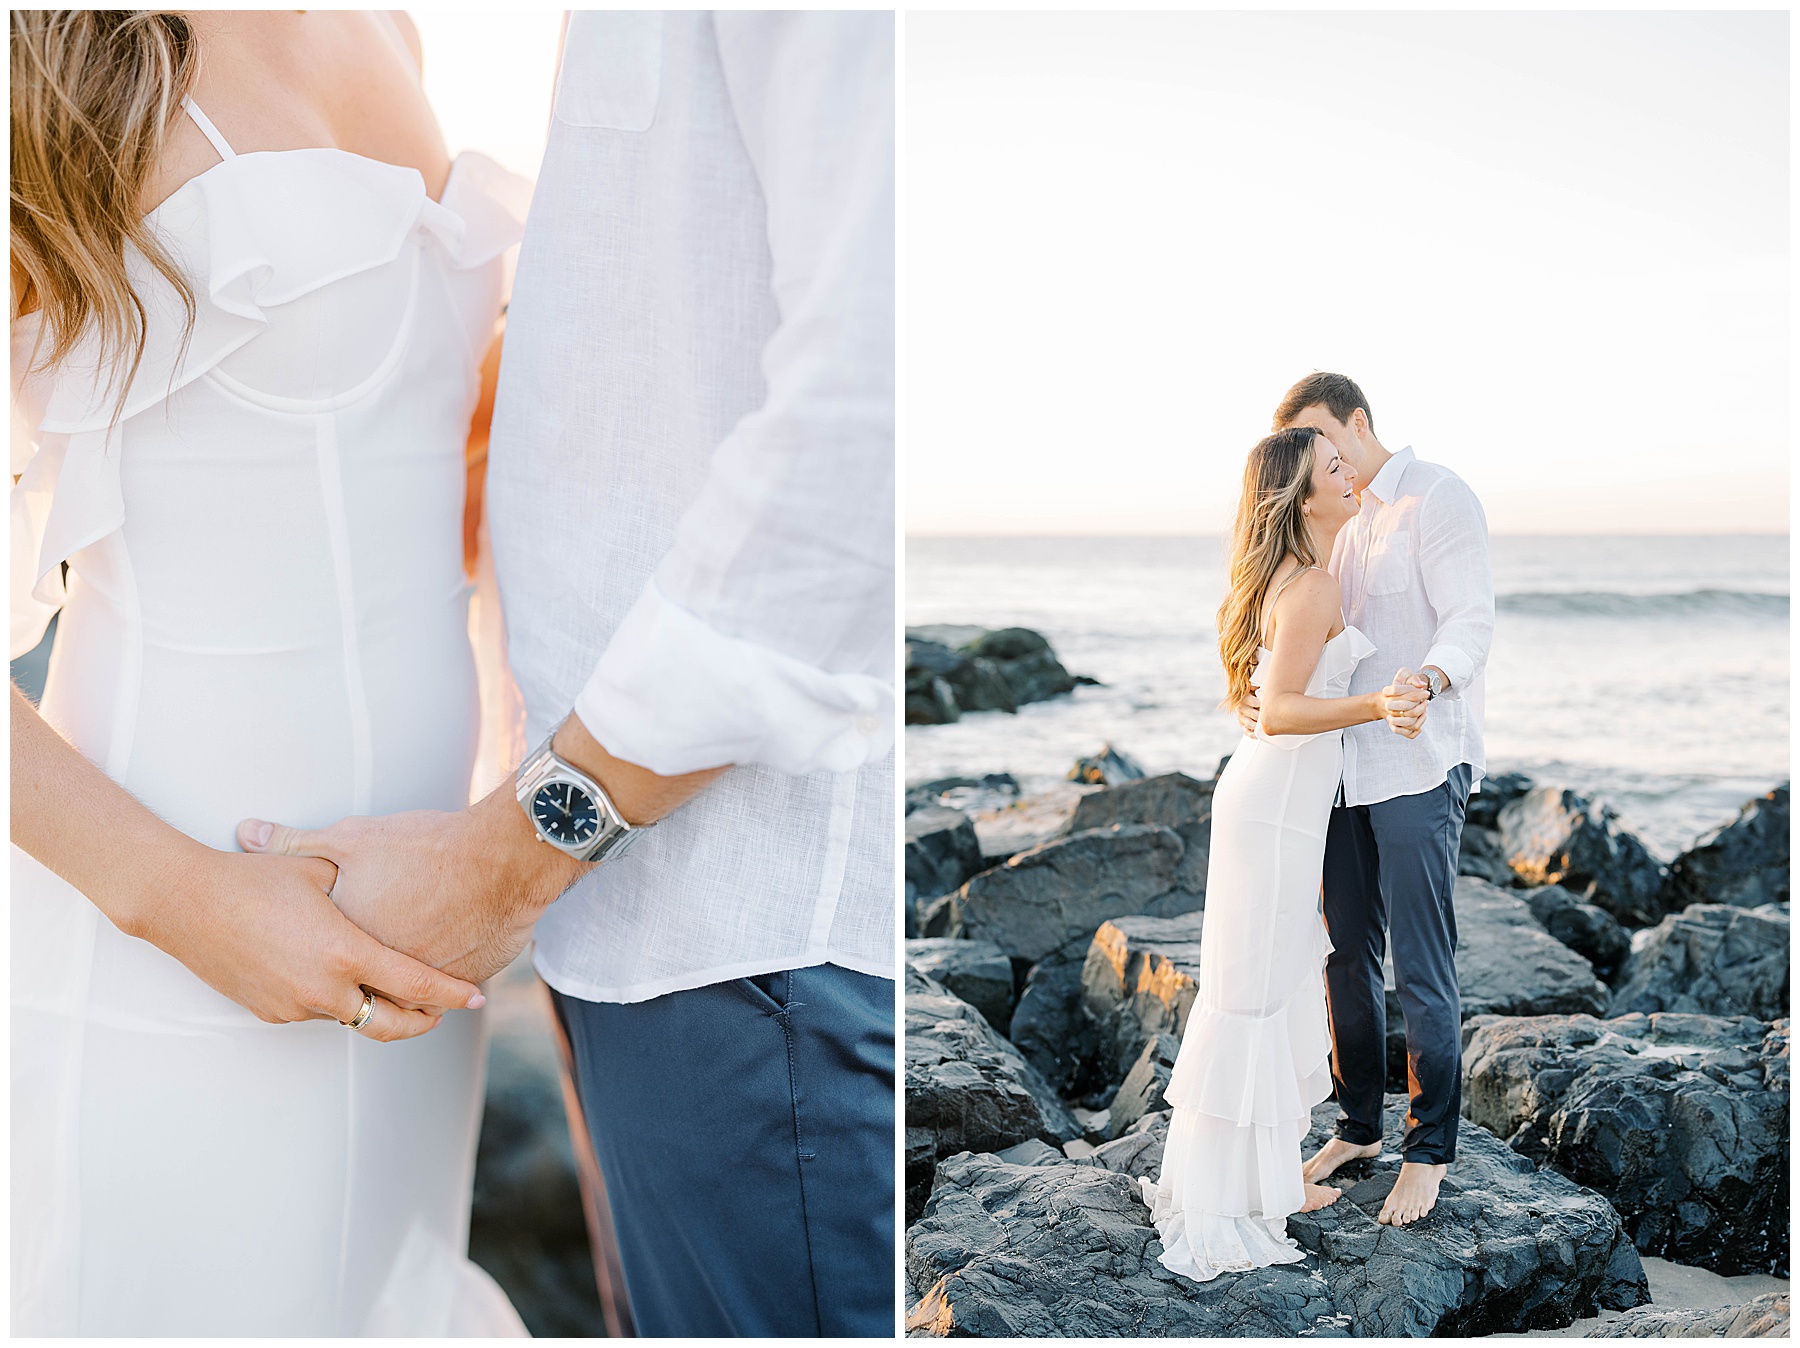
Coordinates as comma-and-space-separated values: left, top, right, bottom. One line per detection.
182, 98, 237, 161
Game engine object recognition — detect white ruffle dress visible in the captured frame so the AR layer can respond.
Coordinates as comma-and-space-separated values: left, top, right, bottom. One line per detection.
1139, 624, 1374, 1282
10, 102, 532, 1335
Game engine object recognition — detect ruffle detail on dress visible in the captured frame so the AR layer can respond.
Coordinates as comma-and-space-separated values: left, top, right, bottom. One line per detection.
1139, 1160, 1309, 1284
1163, 917, 1335, 1128
9, 149, 529, 657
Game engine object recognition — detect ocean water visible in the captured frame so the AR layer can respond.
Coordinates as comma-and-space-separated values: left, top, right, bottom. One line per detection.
905, 535, 1789, 862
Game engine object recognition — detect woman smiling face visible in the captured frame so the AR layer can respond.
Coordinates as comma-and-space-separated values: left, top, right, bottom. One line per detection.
1302, 433, 1359, 534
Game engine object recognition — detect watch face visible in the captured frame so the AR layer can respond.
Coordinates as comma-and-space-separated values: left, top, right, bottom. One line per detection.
533, 780, 602, 847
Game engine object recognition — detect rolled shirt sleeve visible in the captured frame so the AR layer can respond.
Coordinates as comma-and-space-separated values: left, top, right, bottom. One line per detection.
573, 13, 895, 778
1417, 476, 1495, 701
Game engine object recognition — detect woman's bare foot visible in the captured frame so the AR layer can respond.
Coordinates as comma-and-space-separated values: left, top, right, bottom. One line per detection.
1300, 1182, 1341, 1212
1301, 1137, 1381, 1184
1377, 1161, 1447, 1225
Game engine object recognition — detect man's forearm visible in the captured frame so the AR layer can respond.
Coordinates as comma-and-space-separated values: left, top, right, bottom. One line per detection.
552, 712, 729, 827
467, 711, 732, 930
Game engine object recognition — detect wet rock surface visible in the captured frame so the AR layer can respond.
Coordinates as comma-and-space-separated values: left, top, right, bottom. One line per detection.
1081, 912, 1206, 1080
1610, 903, 1789, 1022
905, 806, 986, 937
1007, 945, 1110, 1100
1462, 1012, 1789, 1276
1659, 783, 1790, 914
904, 626, 1079, 725
906, 1098, 1648, 1337
1586, 1290, 1789, 1338
1069, 771, 1215, 903
906, 937, 1016, 1037
905, 973, 1082, 1223
1068, 742, 1148, 786
1456, 878, 1612, 1019
1499, 787, 1670, 928
947, 823, 1192, 964
1527, 884, 1634, 984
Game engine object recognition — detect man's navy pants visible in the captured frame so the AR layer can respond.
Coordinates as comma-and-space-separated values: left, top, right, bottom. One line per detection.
552, 965, 894, 1336
1320, 763, 1472, 1164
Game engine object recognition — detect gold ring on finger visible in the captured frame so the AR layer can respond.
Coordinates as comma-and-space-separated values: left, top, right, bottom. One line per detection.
342, 990, 375, 1030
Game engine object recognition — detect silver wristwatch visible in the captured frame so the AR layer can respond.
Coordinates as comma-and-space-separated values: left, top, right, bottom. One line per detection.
1422, 668, 1445, 700
515, 718, 647, 864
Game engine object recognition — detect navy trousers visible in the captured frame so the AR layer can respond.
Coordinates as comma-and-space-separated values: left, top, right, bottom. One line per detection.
552, 964, 895, 1337
1320, 763, 1471, 1164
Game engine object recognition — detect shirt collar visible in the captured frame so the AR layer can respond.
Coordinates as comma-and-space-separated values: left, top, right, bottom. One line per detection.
1363, 445, 1416, 506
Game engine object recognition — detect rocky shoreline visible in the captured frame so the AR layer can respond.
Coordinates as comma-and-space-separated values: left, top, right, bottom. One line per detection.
905, 682, 1790, 1338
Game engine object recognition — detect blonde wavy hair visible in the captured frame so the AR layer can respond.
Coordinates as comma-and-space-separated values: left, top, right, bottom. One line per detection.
11, 10, 199, 405
1216, 425, 1326, 708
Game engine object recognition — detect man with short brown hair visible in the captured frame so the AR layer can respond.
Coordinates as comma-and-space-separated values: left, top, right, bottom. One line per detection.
1241, 372, 1494, 1227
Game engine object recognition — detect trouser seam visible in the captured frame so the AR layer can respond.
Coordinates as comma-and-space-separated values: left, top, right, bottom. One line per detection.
776, 971, 825, 1335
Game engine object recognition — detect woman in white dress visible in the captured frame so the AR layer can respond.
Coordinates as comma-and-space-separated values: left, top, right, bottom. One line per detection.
11, 12, 531, 1333
1139, 425, 1429, 1283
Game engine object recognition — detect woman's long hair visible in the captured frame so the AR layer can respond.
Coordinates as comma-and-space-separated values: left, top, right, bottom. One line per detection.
1217, 425, 1325, 708
10, 10, 199, 404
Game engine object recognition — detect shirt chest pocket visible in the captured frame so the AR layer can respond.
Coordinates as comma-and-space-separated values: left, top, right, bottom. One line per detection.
1365, 531, 1413, 596
554, 11, 663, 132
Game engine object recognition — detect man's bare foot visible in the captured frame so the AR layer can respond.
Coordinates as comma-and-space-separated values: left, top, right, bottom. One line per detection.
1377, 1161, 1447, 1225
1302, 1137, 1381, 1184
1300, 1182, 1340, 1213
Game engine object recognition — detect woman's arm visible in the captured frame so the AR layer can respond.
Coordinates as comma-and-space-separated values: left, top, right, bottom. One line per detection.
11, 684, 484, 1038
1255, 570, 1425, 738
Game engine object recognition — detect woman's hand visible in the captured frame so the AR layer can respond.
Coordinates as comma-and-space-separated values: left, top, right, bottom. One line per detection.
128, 844, 486, 1041
1379, 668, 1429, 739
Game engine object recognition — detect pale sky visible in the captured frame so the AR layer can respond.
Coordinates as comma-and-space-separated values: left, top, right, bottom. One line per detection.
413, 9, 564, 180
906, 11, 1789, 535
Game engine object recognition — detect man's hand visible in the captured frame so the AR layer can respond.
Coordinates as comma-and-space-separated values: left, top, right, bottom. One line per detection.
238, 786, 588, 989
135, 847, 487, 1040
1235, 690, 1261, 736
1381, 668, 1429, 739
237, 714, 731, 988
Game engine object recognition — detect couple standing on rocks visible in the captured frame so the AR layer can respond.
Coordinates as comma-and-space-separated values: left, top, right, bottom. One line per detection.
1137, 373, 1495, 1283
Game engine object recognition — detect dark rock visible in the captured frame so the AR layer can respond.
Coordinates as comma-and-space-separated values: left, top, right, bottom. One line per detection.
906, 1098, 1647, 1337
966, 627, 1079, 707
905, 773, 1019, 815
1069, 771, 1215, 902
916, 892, 958, 939
906, 937, 1015, 1036
904, 807, 984, 937
1610, 903, 1789, 1022
905, 980, 1082, 1208
1462, 1011, 1789, 1275
971, 786, 1094, 862
906, 1127, 939, 1227
948, 823, 1189, 965
1587, 1290, 1790, 1338
1007, 947, 1110, 1101
905, 638, 965, 725
1455, 878, 1611, 1019
1081, 912, 1206, 1081
994, 1137, 1067, 1168
1068, 742, 1147, 787
1466, 770, 1537, 830
1499, 787, 1669, 927
1460, 822, 1520, 887
1527, 884, 1634, 984
1107, 1033, 1179, 1139
903, 626, 1079, 725
469, 963, 606, 1337
1660, 784, 1790, 913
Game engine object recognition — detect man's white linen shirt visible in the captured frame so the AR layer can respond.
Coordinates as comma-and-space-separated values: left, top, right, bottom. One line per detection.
485, 12, 895, 1003
1329, 446, 1494, 808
